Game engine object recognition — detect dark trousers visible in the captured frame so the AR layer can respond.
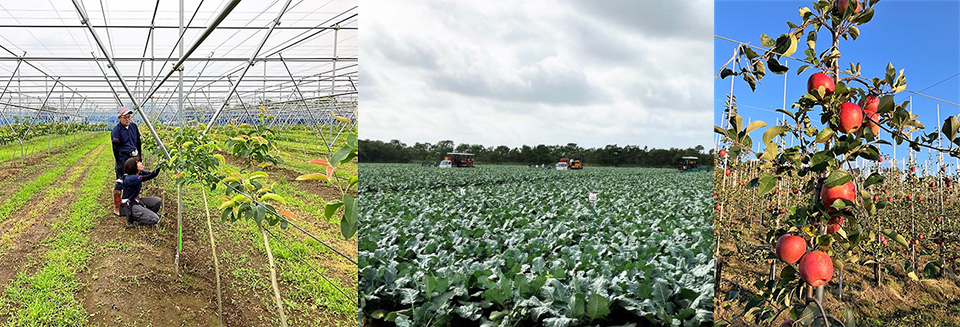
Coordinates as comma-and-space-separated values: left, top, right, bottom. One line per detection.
114, 160, 125, 191
131, 197, 162, 225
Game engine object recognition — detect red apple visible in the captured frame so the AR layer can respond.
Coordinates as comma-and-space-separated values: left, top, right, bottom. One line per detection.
799, 250, 834, 287
864, 111, 880, 136
860, 94, 879, 114
807, 73, 835, 100
719, 149, 727, 157
827, 216, 844, 234
912, 167, 917, 172
838, 0, 862, 14
776, 234, 807, 264
821, 179, 856, 209
725, 168, 731, 175
838, 102, 862, 133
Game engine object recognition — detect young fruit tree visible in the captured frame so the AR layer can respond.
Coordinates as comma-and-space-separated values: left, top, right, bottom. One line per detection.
715, 0, 959, 325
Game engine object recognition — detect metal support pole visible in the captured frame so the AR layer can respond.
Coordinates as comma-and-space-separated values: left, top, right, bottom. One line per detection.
203, 0, 294, 135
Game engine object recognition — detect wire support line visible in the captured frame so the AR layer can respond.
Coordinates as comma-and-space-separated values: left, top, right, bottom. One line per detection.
259, 222, 358, 305
715, 34, 960, 109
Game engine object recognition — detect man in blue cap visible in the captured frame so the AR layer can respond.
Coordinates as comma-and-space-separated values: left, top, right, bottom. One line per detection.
111, 107, 142, 215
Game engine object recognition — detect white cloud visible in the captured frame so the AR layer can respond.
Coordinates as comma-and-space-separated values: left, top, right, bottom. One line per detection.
360, 0, 714, 148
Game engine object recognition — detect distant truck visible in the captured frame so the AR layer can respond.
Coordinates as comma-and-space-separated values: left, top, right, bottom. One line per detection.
556, 157, 584, 170
678, 156, 701, 173
439, 152, 475, 168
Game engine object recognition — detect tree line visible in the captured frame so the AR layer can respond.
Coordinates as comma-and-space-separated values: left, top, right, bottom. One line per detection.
359, 139, 715, 167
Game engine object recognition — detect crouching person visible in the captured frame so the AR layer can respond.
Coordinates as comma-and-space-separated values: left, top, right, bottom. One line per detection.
121, 157, 163, 227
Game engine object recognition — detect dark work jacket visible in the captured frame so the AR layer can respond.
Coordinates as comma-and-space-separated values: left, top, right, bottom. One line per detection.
121, 168, 161, 204
112, 122, 142, 163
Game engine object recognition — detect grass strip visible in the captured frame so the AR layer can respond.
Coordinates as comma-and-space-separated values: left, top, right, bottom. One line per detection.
0, 142, 112, 326
0, 132, 98, 164
0, 135, 104, 222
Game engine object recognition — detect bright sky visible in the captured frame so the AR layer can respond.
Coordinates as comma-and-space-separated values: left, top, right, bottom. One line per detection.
715, 0, 960, 171
361, 0, 715, 149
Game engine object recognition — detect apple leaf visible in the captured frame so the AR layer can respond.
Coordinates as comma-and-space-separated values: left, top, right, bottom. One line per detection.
825, 169, 852, 188
760, 33, 775, 47
745, 120, 769, 135
762, 126, 790, 145
720, 68, 735, 79
848, 26, 860, 40
942, 116, 959, 142
854, 7, 875, 25
767, 58, 789, 74
877, 95, 896, 114
882, 229, 909, 248
758, 172, 777, 196
815, 127, 835, 143
863, 173, 884, 188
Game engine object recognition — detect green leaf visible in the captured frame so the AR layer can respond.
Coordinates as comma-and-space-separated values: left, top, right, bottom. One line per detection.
332, 146, 353, 166
758, 172, 777, 196
854, 7, 875, 25
715, 125, 727, 136
720, 68, 735, 79
882, 229, 910, 247
760, 142, 779, 161
848, 26, 860, 40
585, 294, 611, 320
943, 116, 959, 142
341, 194, 358, 239
348, 133, 358, 147
815, 127, 835, 143
570, 294, 585, 318
863, 173, 884, 188
767, 58, 789, 74
877, 95, 896, 114
745, 121, 768, 134
324, 200, 344, 220
825, 169, 852, 188
760, 33, 775, 47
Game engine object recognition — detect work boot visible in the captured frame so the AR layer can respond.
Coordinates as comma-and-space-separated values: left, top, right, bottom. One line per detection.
113, 190, 122, 216
126, 214, 136, 227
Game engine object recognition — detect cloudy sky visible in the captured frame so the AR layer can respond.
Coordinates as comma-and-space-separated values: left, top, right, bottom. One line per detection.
360, 0, 714, 149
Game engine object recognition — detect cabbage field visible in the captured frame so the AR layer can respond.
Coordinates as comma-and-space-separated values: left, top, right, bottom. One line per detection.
359, 164, 715, 326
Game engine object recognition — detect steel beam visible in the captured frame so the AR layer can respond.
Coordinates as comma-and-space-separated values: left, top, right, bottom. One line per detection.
204, 0, 294, 135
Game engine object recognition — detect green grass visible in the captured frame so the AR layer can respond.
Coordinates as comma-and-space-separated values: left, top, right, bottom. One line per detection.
0, 136, 104, 222
159, 164, 356, 326
0, 142, 112, 326
0, 132, 98, 164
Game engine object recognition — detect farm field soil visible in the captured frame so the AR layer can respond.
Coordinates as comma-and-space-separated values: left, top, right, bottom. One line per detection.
0, 135, 355, 326
716, 221, 960, 327
361, 164, 714, 326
